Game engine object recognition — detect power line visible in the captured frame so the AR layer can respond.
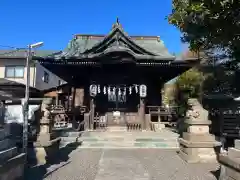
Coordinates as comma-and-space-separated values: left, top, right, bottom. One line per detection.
0, 48, 26, 56
0, 45, 19, 49
0, 44, 27, 56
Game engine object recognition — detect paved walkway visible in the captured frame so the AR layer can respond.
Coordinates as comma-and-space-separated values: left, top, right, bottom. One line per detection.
26, 148, 220, 180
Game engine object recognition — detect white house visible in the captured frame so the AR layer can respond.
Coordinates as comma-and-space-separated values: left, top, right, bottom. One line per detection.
0, 50, 65, 90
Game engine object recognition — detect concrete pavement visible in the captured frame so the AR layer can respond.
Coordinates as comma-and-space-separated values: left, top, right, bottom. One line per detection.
25, 148, 219, 180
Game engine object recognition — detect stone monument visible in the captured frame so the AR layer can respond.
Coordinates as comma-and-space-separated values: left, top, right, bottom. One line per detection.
219, 139, 240, 180
31, 97, 61, 165
0, 101, 25, 180
178, 98, 221, 163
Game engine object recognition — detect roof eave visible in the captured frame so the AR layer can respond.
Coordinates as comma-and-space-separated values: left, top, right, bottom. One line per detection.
0, 56, 25, 59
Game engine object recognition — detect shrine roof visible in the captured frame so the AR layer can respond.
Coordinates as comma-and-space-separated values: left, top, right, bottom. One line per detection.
43, 19, 176, 61
67, 34, 172, 57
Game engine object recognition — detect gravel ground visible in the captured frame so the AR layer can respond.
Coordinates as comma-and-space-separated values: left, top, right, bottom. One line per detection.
25, 148, 220, 180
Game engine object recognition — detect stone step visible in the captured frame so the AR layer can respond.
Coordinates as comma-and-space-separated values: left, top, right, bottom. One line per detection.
60, 137, 80, 142
82, 141, 178, 146
106, 126, 128, 132
85, 131, 178, 136
79, 135, 178, 140
85, 131, 179, 137
78, 146, 179, 149
79, 137, 178, 142
80, 137, 179, 148
60, 131, 82, 137
79, 142, 179, 149
0, 147, 18, 162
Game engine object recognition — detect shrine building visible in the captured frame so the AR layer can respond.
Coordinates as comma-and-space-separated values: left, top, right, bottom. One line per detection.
38, 19, 198, 130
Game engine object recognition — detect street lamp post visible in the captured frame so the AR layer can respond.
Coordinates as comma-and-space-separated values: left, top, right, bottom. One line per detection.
22, 42, 44, 156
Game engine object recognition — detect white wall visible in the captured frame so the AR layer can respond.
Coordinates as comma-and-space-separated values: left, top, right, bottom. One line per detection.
0, 58, 36, 87
35, 62, 65, 90
0, 58, 65, 90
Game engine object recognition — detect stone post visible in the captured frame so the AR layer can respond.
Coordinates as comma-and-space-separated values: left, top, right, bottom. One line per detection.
139, 98, 146, 130
89, 98, 95, 130
178, 98, 221, 163
219, 140, 240, 180
84, 113, 90, 130
32, 98, 61, 165
0, 101, 25, 180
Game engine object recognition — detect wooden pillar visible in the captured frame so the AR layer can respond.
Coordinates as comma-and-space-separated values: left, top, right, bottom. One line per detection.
66, 87, 71, 111
74, 88, 84, 107
89, 98, 95, 130
71, 87, 78, 129
139, 98, 146, 130
158, 107, 161, 123
56, 93, 59, 106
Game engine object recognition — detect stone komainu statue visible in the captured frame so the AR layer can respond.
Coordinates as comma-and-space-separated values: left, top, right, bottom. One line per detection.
186, 99, 207, 121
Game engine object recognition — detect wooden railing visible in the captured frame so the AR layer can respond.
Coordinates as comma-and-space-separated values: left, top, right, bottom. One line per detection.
147, 105, 178, 124
93, 116, 107, 130
126, 122, 142, 131
125, 113, 142, 131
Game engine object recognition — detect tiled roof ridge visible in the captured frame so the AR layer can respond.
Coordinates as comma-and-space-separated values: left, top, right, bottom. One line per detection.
74, 34, 161, 41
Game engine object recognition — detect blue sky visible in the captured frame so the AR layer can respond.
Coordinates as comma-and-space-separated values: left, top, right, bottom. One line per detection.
0, 0, 187, 54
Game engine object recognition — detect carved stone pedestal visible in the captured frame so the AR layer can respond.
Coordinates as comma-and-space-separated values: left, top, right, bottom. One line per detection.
0, 127, 25, 180
178, 99, 221, 163
219, 140, 240, 180
29, 98, 61, 165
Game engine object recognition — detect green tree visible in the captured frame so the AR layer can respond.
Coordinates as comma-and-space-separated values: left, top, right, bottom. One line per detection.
168, 0, 240, 61
176, 68, 204, 98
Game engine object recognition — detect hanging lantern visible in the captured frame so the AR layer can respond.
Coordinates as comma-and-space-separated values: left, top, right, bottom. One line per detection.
89, 84, 97, 97
124, 87, 127, 95
97, 85, 101, 94
139, 84, 147, 98
103, 86, 106, 95
129, 86, 132, 95
118, 88, 121, 96
107, 86, 111, 95
113, 87, 116, 95
135, 85, 138, 93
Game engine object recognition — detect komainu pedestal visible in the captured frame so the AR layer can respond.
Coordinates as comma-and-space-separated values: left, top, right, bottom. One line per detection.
32, 98, 61, 165
0, 125, 25, 180
178, 99, 221, 163
219, 140, 240, 180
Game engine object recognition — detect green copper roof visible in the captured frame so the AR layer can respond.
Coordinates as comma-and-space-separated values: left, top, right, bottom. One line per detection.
49, 20, 175, 60
134, 38, 170, 57
65, 36, 172, 57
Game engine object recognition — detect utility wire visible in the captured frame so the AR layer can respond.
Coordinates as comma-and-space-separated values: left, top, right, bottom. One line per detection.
0, 48, 27, 56
0, 45, 19, 49
0, 44, 27, 56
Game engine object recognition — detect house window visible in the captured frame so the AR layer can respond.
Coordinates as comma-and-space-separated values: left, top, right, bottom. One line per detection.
5, 66, 24, 78
43, 71, 49, 83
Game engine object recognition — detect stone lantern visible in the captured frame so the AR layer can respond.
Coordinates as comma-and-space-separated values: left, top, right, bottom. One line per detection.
178, 98, 221, 163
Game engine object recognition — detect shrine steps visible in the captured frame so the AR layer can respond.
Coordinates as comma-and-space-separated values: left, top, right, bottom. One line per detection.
77, 129, 179, 149
57, 127, 180, 149
55, 128, 83, 148
106, 126, 128, 132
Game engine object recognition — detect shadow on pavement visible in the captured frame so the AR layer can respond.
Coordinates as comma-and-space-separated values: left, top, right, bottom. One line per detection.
24, 141, 81, 180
